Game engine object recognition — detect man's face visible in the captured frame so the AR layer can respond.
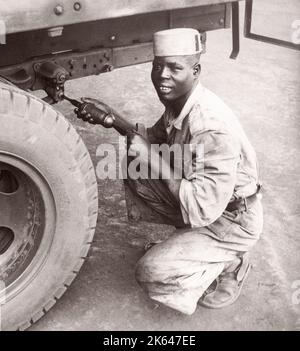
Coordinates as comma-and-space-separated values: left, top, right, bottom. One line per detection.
151, 55, 199, 106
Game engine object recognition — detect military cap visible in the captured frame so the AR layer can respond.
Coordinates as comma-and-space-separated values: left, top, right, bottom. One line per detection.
153, 28, 202, 56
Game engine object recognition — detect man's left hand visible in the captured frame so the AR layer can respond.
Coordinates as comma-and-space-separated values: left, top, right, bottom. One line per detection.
127, 132, 151, 162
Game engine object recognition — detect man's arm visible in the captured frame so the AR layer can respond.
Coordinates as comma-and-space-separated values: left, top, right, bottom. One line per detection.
128, 125, 240, 227
179, 129, 240, 227
146, 114, 167, 145
127, 132, 181, 201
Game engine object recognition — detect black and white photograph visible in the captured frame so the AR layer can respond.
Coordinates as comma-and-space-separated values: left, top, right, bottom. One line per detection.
0, 0, 299, 334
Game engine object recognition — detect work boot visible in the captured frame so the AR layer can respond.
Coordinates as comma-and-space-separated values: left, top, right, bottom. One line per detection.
199, 253, 251, 309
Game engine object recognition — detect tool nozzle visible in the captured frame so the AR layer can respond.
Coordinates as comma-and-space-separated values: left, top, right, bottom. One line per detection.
62, 95, 82, 108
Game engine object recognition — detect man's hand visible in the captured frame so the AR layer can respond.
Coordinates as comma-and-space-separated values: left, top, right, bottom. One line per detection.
127, 132, 151, 162
127, 132, 181, 201
81, 97, 113, 115
78, 97, 136, 135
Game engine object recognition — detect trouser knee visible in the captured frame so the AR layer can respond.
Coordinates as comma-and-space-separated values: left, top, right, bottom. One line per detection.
135, 254, 161, 284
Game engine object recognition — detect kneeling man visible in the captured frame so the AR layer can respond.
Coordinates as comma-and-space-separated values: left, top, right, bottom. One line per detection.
125, 28, 263, 315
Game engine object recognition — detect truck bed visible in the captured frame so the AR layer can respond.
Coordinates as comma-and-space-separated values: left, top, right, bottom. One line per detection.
0, 0, 239, 34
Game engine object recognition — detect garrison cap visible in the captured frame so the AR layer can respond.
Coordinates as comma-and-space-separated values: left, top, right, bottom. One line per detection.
153, 28, 202, 57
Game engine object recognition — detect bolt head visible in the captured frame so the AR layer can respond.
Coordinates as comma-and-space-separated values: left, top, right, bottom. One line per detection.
54, 5, 64, 16
74, 2, 81, 11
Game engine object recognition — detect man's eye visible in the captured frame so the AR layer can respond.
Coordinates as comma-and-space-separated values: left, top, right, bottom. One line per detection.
153, 64, 162, 71
171, 66, 182, 72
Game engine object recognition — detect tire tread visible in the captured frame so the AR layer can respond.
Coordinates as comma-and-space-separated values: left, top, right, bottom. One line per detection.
0, 84, 99, 330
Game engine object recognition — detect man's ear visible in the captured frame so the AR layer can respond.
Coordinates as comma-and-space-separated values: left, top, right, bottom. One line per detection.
193, 63, 201, 78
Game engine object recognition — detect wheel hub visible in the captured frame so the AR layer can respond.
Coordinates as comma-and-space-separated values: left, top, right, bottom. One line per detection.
0, 155, 55, 301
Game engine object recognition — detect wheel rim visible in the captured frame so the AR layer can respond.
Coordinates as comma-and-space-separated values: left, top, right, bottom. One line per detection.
0, 152, 56, 302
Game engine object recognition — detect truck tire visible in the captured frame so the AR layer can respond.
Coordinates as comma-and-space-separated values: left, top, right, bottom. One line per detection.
0, 83, 98, 330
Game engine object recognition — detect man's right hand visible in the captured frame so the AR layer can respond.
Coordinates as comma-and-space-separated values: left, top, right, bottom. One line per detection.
127, 129, 151, 163
81, 97, 113, 116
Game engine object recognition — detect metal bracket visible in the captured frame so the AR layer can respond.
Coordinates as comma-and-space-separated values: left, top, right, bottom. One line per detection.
34, 61, 69, 104
230, 1, 240, 59
244, 0, 300, 51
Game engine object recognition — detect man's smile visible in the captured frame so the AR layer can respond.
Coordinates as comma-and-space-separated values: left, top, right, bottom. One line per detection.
158, 85, 172, 94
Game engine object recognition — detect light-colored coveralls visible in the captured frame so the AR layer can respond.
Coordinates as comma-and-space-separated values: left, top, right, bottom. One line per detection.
125, 82, 263, 314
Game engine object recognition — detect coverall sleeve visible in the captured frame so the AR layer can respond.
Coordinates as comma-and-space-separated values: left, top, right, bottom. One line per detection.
179, 128, 240, 228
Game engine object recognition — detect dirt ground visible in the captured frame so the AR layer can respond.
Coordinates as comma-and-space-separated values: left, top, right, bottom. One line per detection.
30, 1, 300, 330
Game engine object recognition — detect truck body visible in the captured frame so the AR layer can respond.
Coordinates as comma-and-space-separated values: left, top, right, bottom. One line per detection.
0, 0, 235, 93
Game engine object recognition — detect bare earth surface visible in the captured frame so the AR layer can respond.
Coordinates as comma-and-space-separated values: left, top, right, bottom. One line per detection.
30, 1, 300, 330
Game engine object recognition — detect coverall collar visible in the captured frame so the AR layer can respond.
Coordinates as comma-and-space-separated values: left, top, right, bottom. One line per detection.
167, 81, 203, 131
